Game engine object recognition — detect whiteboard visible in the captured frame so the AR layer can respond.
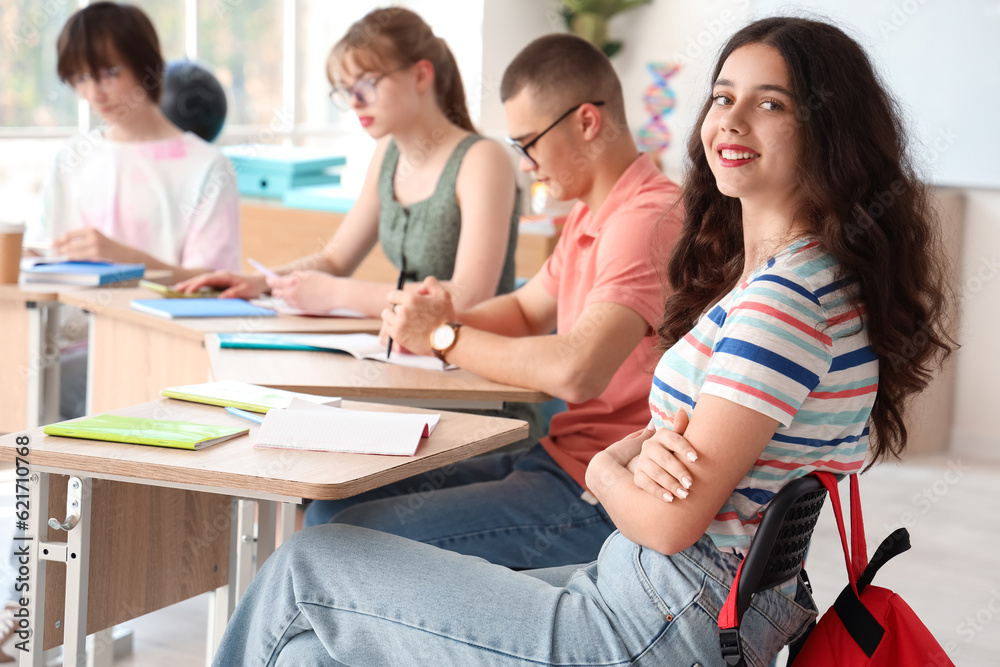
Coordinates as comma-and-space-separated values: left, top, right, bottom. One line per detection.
755, 0, 1000, 189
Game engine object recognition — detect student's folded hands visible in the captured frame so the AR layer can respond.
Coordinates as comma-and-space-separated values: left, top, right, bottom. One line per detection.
627, 409, 699, 503
175, 271, 267, 299
380, 276, 456, 356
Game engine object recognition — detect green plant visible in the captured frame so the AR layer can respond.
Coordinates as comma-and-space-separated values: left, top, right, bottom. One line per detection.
558, 0, 653, 58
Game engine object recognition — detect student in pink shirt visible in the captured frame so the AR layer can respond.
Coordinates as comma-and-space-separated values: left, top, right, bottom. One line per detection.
25, 2, 240, 279
303, 34, 683, 569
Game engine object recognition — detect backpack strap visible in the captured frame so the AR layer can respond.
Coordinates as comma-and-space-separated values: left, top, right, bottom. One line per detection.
818, 473, 915, 659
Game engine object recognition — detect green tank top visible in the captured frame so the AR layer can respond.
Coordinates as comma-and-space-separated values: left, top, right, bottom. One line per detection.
378, 134, 520, 295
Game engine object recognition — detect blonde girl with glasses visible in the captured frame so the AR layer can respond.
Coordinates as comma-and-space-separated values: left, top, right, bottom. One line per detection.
179, 8, 523, 324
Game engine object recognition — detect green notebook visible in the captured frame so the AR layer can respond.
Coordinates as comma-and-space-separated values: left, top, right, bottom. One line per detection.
43, 415, 249, 450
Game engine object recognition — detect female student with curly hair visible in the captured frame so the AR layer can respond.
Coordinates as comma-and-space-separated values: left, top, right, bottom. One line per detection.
179, 7, 522, 320
211, 16, 952, 666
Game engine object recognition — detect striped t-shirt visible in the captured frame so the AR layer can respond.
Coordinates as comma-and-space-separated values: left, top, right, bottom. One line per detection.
649, 238, 877, 556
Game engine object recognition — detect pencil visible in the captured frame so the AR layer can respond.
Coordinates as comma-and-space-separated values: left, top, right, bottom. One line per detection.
386, 268, 407, 360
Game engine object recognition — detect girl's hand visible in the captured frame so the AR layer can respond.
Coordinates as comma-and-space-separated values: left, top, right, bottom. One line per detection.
628, 410, 699, 502
267, 270, 339, 311
54, 228, 129, 262
176, 271, 266, 299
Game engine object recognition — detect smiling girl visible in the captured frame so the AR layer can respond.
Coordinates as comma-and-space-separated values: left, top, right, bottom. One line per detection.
211, 17, 952, 667
26, 2, 240, 281
178, 8, 522, 320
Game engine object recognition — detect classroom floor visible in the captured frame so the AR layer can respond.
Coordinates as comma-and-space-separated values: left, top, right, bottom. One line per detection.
5, 453, 998, 666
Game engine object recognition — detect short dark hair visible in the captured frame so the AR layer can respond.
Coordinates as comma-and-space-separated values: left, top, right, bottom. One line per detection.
57, 2, 164, 103
500, 33, 625, 124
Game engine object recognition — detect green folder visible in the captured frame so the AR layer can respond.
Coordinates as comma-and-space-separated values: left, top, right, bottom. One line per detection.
43, 415, 249, 450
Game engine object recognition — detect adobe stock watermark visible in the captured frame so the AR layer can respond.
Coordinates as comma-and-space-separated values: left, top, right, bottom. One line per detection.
941, 588, 1000, 660
675, 0, 752, 66
5, 1, 61, 53
180, 109, 295, 221
879, 459, 966, 535
875, 0, 931, 41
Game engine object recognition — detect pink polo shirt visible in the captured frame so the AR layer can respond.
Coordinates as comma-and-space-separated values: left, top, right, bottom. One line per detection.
538, 154, 683, 488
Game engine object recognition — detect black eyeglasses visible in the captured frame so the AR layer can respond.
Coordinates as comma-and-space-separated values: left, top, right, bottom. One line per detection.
506, 101, 605, 167
329, 65, 411, 111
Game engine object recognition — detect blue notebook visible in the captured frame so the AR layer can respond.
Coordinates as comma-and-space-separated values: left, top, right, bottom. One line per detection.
130, 298, 277, 319
21, 261, 145, 286
212, 333, 327, 351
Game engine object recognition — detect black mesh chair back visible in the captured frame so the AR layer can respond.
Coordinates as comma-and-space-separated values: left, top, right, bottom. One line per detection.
720, 474, 827, 666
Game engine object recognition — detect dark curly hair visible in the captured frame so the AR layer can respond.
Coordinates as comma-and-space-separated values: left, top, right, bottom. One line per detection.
657, 17, 954, 466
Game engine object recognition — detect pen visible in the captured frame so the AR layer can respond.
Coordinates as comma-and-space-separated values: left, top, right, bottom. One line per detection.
247, 257, 279, 279
386, 268, 407, 360
225, 406, 265, 425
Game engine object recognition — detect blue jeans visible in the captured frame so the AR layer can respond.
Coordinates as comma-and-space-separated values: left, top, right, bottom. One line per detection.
303, 444, 616, 569
213, 527, 817, 666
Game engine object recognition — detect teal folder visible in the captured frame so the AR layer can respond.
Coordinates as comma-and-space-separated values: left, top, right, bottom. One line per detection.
214, 333, 327, 351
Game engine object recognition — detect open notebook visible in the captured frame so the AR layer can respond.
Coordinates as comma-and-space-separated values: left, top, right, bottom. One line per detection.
254, 399, 440, 456
251, 296, 365, 318
210, 332, 455, 371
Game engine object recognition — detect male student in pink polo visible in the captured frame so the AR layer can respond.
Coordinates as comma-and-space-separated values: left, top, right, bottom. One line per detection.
303, 33, 683, 569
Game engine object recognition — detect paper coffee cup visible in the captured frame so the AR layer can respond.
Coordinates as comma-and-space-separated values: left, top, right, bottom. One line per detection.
0, 221, 26, 284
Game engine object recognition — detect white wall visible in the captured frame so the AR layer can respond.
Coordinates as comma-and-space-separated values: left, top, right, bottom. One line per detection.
952, 189, 1000, 461
478, 0, 563, 139
609, 0, 753, 181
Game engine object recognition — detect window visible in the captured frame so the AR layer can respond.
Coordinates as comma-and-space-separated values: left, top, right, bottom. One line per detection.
0, 0, 78, 128
129, 0, 186, 62
199, 0, 284, 127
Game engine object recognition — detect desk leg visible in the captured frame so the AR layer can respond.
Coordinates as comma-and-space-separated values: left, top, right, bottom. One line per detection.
235, 500, 255, 599
25, 303, 61, 428
279, 503, 296, 546
62, 477, 92, 667
19, 472, 49, 667
206, 497, 240, 665
255, 501, 277, 569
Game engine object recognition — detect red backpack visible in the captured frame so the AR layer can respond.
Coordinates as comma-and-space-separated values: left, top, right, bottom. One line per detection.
790, 472, 954, 666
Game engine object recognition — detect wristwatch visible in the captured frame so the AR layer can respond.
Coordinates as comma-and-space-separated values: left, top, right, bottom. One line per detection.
430, 322, 463, 362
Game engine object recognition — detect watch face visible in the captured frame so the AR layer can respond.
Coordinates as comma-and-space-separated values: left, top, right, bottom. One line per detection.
432, 324, 456, 350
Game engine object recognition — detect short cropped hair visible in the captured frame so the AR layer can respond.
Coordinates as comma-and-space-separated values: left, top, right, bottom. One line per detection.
501, 34, 625, 124
57, 2, 164, 103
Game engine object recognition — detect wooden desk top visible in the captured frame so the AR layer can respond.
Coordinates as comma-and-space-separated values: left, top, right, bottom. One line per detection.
0, 399, 528, 500
58, 287, 382, 342
0, 283, 64, 303
207, 345, 551, 403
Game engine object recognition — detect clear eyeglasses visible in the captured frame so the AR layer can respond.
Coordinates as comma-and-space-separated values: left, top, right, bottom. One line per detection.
329, 65, 411, 111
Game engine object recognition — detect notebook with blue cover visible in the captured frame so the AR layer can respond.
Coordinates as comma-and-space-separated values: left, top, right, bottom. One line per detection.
21, 261, 145, 286
130, 298, 277, 319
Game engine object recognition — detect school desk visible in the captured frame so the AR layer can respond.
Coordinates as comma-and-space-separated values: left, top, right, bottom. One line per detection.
0, 398, 528, 666
206, 344, 551, 410
56, 287, 382, 416
0, 285, 61, 432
